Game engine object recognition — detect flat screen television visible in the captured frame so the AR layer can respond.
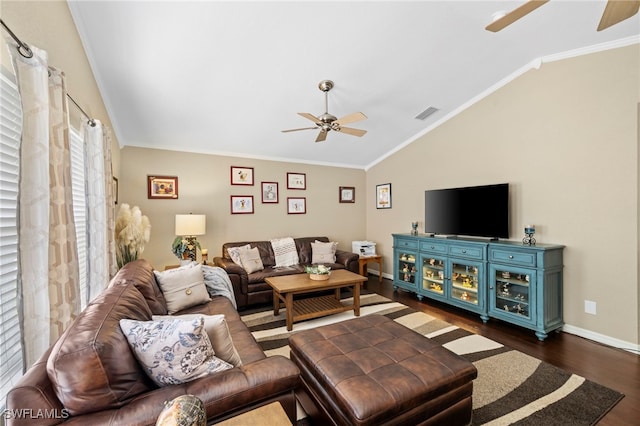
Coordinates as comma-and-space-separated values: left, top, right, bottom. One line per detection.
424, 183, 509, 239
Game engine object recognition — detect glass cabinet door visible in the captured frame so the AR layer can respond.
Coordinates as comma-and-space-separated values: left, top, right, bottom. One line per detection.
421, 256, 445, 296
450, 263, 480, 305
397, 252, 417, 284
493, 268, 532, 320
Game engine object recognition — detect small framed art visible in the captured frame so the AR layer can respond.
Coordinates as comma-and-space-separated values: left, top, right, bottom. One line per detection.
287, 197, 306, 214
261, 181, 279, 203
148, 175, 178, 199
230, 195, 254, 214
376, 183, 391, 209
230, 166, 254, 185
339, 186, 355, 203
286, 172, 306, 190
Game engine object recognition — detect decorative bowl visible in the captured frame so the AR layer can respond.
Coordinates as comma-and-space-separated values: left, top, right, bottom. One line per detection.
309, 273, 330, 281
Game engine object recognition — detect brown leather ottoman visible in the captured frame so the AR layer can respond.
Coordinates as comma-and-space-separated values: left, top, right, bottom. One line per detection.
289, 314, 477, 426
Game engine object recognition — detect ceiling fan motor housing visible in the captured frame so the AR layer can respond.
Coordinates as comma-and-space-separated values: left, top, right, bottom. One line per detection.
319, 113, 337, 123
318, 80, 334, 92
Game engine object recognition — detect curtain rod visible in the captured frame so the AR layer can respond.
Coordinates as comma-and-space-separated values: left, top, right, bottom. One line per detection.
1, 18, 96, 127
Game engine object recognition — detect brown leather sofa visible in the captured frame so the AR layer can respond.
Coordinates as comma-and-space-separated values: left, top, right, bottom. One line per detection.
5, 259, 300, 425
213, 236, 360, 309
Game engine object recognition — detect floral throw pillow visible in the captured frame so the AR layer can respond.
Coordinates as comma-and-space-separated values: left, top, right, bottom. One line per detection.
119, 317, 232, 387
153, 314, 242, 367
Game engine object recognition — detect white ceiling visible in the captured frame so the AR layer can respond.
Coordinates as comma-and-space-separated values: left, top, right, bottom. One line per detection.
68, 1, 639, 170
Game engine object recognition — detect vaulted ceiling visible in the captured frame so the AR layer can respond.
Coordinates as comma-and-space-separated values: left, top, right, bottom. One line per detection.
68, 1, 640, 169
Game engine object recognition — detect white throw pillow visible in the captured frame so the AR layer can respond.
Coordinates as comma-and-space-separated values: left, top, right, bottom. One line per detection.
154, 264, 211, 314
311, 240, 338, 264
227, 244, 251, 266
239, 247, 264, 273
119, 317, 232, 387
153, 314, 242, 367
270, 237, 299, 267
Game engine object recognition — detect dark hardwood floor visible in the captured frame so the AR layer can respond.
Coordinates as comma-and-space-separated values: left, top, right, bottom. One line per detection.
364, 275, 640, 425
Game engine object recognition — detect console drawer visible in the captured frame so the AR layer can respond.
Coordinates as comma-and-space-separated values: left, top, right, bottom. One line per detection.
489, 248, 536, 267
395, 238, 418, 250
420, 241, 447, 254
449, 244, 484, 260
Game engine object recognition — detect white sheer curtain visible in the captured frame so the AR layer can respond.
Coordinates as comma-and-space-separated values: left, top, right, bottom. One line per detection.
10, 42, 53, 365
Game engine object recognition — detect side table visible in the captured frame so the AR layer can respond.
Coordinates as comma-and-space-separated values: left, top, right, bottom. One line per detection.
358, 255, 383, 283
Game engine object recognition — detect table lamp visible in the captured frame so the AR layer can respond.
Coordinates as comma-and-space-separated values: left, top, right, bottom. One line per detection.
175, 214, 206, 261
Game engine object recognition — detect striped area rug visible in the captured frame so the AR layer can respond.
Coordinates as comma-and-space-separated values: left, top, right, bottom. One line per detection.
241, 293, 624, 425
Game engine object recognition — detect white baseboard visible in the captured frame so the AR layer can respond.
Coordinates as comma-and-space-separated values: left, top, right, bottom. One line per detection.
370, 269, 639, 354
562, 324, 639, 354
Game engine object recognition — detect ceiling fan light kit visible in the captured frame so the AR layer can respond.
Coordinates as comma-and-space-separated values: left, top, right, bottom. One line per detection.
485, 0, 638, 33
282, 79, 367, 143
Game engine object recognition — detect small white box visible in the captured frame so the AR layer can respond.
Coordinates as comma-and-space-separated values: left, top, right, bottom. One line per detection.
352, 241, 376, 256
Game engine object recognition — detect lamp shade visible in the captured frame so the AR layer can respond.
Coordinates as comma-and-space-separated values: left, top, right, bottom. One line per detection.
175, 214, 206, 236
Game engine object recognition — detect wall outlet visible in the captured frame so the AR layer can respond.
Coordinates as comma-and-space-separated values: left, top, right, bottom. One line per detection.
585, 300, 597, 315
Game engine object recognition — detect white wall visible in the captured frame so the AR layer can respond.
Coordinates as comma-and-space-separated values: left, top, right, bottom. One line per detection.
366, 45, 639, 346
119, 147, 366, 269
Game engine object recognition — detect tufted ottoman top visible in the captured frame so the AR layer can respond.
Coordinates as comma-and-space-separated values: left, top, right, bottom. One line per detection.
289, 314, 477, 425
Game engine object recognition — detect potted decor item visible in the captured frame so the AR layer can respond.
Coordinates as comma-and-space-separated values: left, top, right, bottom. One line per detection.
172, 236, 201, 264
305, 264, 331, 281
115, 204, 151, 269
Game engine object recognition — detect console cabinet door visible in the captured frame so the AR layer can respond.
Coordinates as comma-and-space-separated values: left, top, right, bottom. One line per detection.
489, 264, 537, 328
393, 248, 418, 292
419, 254, 447, 301
449, 259, 484, 313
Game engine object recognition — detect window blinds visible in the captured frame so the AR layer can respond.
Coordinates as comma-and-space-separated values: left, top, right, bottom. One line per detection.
0, 69, 25, 403
69, 129, 88, 308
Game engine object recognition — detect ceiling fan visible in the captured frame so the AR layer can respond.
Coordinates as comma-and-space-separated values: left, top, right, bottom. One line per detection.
282, 80, 367, 143
485, 0, 640, 32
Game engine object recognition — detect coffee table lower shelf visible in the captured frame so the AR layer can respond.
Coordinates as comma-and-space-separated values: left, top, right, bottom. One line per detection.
290, 295, 355, 323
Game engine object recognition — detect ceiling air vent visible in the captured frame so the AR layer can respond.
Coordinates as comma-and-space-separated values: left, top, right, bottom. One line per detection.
414, 106, 439, 120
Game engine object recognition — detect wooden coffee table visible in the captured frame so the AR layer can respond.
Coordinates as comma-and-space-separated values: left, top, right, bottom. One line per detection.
265, 269, 367, 331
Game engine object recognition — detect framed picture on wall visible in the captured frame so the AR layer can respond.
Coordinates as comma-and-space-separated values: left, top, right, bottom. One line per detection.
230, 195, 254, 214
287, 197, 306, 214
286, 172, 306, 190
148, 175, 178, 199
339, 186, 355, 203
261, 181, 279, 203
230, 166, 254, 185
376, 183, 391, 209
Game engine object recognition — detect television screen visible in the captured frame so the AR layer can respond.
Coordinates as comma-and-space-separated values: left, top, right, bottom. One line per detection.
425, 183, 509, 239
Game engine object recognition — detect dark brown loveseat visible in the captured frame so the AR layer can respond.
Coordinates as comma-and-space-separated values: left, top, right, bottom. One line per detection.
5, 259, 299, 425
213, 236, 360, 309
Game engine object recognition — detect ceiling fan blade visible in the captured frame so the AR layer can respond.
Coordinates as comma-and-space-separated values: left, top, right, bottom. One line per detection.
337, 127, 367, 137
485, 0, 549, 32
335, 112, 367, 126
315, 130, 328, 142
597, 0, 640, 31
298, 112, 322, 124
281, 127, 317, 133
